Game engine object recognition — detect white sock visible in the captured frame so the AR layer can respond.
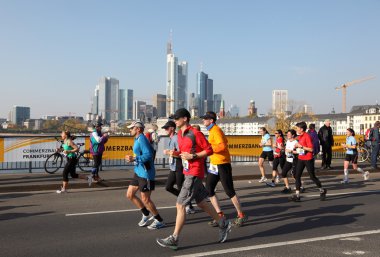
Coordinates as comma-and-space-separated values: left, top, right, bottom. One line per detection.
296, 190, 300, 197
344, 169, 349, 177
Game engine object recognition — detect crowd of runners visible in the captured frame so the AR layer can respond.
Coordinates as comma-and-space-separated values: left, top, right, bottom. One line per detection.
55, 108, 380, 250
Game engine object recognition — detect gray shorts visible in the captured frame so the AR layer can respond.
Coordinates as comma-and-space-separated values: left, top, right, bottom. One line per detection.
177, 175, 209, 206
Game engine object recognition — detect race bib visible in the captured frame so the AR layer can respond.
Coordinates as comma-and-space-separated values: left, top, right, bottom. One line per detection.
286, 157, 294, 163
169, 156, 174, 165
182, 160, 189, 171
296, 148, 305, 156
208, 163, 219, 175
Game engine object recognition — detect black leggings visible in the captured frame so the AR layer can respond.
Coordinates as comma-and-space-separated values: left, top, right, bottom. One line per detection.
92, 154, 102, 176
281, 159, 297, 178
295, 159, 322, 191
63, 157, 78, 182
273, 156, 285, 172
206, 163, 236, 198
165, 170, 185, 196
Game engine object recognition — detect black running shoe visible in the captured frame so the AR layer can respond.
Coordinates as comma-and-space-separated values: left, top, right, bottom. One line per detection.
320, 188, 327, 201
289, 194, 301, 202
281, 187, 292, 194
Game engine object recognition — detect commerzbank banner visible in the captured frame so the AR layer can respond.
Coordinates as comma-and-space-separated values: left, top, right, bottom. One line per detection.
0, 135, 364, 162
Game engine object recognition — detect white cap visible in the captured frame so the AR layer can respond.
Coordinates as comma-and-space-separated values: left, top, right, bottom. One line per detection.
127, 121, 145, 129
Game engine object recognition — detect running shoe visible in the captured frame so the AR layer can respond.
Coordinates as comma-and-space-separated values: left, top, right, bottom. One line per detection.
289, 194, 301, 202
258, 177, 268, 183
138, 214, 154, 227
363, 171, 370, 181
340, 178, 349, 184
300, 186, 306, 193
185, 205, 196, 214
275, 176, 281, 184
281, 187, 292, 194
218, 219, 232, 243
147, 219, 166, 230
266, 181, 276, 187
87, 175, 93, 187
156, 235, 178, 250
320, 188, 327, 201
56, 187, 67, 194
208, 219, 219, 227
232, 215, 248, 227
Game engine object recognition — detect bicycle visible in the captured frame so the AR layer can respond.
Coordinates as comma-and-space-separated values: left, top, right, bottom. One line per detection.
357, 138, 370, 163
44, 137, 93, 174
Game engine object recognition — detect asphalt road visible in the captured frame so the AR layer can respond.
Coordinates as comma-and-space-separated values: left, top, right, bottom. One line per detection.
1, 172, 380, 257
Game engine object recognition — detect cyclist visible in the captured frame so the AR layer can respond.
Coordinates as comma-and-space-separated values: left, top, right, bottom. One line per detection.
201, 111, 248, 227
56, 130, 92, 193
89, 122, 109, 183
341, 128, 370, 183
258, 127, 273, 183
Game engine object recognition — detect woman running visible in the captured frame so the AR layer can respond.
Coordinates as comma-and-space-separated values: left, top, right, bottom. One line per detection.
267, 129, 286, 187
280, 129, 298, 193
341, 128, 370, 184
258, 127, 273, 183
56, 131, 91, 193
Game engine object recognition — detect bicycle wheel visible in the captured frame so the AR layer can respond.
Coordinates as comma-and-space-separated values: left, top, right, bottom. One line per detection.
44, 153, 63, 174
77, 152, 93, 172
357, 147, 369, 163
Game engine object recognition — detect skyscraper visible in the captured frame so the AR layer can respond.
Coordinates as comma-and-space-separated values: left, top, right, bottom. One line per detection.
166, 36, 188, 116
119, 89, 134, 121
153, 94, 167, 118
272, 89, 288, 115
9, 106, 30, 126
196, 71, 214, 115
134, 100, 146, 121
213, 94, 222, 113
97, 77, 120, 121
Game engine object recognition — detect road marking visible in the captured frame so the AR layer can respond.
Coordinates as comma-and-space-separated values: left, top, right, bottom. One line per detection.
174, 229, 380, 257
65, 205, 176, 216
306, 189, 380, 198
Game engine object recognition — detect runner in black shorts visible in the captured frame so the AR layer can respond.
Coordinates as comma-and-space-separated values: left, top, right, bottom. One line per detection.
258, 127, 274, 183
266, 129, 285, 187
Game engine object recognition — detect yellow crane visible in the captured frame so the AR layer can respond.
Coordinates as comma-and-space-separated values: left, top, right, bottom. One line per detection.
335, 76, 375, 113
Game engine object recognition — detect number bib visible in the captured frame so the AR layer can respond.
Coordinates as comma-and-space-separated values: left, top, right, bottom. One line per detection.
208, 163, 219, 175
182, 159, 189, 171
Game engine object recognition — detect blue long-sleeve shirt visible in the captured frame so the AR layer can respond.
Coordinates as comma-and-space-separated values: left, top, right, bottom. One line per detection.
133, 134, 155, 180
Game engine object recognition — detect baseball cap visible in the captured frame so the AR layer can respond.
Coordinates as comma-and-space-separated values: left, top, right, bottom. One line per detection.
161, 120, 176, 129
127, 121, 145, 129
200, 111, 217, 121
171, 108, 191, 120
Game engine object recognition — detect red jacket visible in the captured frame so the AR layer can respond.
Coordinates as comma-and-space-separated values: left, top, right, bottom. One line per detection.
177, 125, 213, 178
297, 132, 314, 161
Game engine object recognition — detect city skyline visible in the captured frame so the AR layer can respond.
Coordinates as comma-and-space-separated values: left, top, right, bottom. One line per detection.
1, 1, 379, 119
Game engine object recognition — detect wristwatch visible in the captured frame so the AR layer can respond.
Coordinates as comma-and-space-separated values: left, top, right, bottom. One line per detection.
192, 153, 197, 159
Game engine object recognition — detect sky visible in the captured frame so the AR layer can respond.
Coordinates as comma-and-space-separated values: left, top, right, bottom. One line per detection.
0, 0, 379, 119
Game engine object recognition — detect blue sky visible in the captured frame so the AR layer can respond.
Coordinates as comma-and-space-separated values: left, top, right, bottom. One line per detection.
0, 0, 379, 118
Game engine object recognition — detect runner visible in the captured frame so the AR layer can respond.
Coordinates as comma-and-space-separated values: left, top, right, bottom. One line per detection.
289, 122, 327, 202
266, 129, 285, 187
201, 111, 248, 227
56, 130, 92, 193
340, 128, 370, 184
280, 129, 298, 194
89, 122, 109, 183
162, 120, 195, 214
258, 127, 273, 183
156, 108, 232, 250
125, 121, 165, 230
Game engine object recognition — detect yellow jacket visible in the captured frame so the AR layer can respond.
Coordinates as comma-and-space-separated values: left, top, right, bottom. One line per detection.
208, 124, 231, 164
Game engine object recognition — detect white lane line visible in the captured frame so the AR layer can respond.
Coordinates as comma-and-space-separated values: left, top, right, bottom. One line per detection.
174, 229, 380, 257
65, 205, 176, 216
306, 189, 380, 198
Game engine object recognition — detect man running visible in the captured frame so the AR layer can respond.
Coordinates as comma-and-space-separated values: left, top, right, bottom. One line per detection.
125, 121, 165, 230
201, 111, 248, 227
290, 122, 327, 202
156, 108, 232, 250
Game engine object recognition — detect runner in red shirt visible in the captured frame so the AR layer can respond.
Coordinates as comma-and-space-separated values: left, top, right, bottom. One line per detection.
289, 122, 327, 202
156, 108, 232, 250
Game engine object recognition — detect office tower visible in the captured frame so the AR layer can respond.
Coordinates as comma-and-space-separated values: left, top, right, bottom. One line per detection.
166, 37, 188, 116
134, 100, 146, 121
153, 94, 167, 118
9, 106, 30, 126
118, 89, 134, 121
196, 71, 214, 115
303, 104, 313, 114
272, 89, 288, 115
229, 104, 240, 117
248, 100, 257, 117
96, 77, 120, 121
91, 86, 99, 115
214, 94, 222, 113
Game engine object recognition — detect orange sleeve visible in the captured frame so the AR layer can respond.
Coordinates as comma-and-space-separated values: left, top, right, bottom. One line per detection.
211, 128, 228, 153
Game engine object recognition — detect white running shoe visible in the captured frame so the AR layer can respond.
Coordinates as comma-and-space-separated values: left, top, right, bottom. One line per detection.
363, 171, 370, 181
147, 219, 166, 230
186, 205, 196, 214
138, 214, 154, 227
87, 175, 93, 187
56, 187, 67, 194
258, 177, 268, 183
275, 176, 281, 184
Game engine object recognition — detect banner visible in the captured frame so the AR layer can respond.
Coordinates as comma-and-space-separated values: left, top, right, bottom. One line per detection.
225, 135, 262, 156
85, 137, 135, 160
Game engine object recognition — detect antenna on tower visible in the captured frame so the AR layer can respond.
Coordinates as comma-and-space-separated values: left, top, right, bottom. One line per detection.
167, 29, 173, 55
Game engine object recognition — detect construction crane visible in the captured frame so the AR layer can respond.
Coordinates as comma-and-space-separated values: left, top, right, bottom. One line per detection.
335, 76, 375, 113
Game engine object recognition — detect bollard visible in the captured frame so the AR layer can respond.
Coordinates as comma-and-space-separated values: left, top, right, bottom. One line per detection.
162, 158, 165, 168
29, 161, 32, 173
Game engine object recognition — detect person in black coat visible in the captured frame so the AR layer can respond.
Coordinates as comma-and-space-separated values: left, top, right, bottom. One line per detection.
318, 119, 334, 169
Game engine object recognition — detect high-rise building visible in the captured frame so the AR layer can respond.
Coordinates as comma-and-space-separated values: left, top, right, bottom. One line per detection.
189, 93, 198, 117
272, 90, 288, 115
96, 77, 120, 121
153, 94, 167, 118
118, 89, 134, 121
196, 71, 214, 115
134, 100, 146, 121
214, 94, 222, 113
228, 104, 240, 117
9, 106, 30, 126
166, 37, 188, 116
303, 104, 313, 114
